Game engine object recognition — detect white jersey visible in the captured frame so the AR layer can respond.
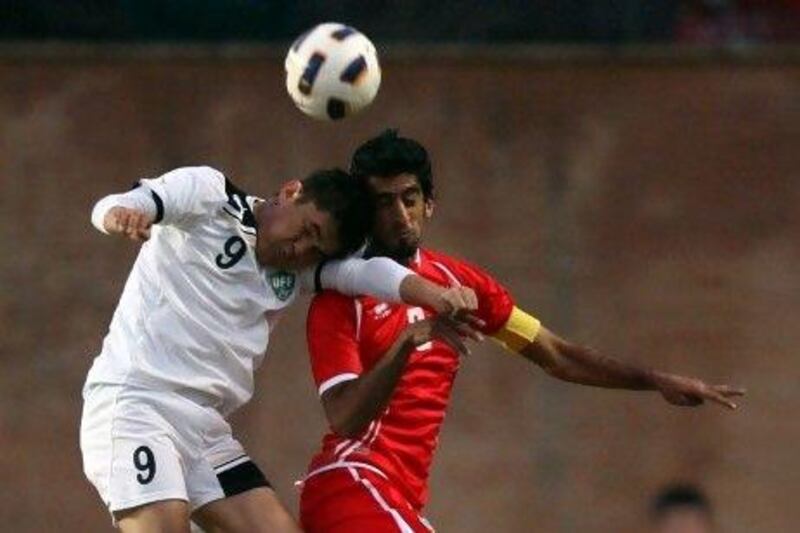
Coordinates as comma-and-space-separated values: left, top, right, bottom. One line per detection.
84, 166, 410, 417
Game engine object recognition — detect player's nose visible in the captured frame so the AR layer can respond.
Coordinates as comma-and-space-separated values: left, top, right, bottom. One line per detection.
391, 199, 412, 226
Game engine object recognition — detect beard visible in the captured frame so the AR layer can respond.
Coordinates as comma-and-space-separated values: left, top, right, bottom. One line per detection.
367, 232, 420, 264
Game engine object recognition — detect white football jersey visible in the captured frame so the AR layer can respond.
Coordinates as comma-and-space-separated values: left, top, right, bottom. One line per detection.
84, 166, 409, 417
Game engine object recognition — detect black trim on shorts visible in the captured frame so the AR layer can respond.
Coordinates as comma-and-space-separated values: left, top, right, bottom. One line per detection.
217, 460, 271, 498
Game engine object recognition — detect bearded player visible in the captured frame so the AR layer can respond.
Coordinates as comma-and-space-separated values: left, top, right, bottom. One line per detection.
298, 131, 746, 532
79, 165, 479, 533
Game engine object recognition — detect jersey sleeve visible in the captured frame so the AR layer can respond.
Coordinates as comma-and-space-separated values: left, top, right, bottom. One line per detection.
90, 187, 157, 234
307, 291, 363, 396
298, 256, 412, 301
433, 254, 516, 335
137, 166, 227, 227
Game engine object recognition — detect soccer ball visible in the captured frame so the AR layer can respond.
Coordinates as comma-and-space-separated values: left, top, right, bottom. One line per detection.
285, 23, 381, 121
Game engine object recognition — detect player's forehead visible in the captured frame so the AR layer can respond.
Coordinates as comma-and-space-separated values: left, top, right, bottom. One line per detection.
367, 173, 422, 196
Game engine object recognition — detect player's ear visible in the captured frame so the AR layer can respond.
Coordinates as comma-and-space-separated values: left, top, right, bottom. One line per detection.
424, 198, 435, 219
278, 180, 303, 204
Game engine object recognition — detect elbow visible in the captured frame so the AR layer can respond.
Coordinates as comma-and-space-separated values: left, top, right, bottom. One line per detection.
329, 414, 369, 439
324, 398, 370, 438
322, 383, 373, 438
91, 196, 116, 234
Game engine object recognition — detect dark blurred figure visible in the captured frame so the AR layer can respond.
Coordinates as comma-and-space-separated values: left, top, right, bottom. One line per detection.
676, 0, 800, 44
650, 483, 714, 533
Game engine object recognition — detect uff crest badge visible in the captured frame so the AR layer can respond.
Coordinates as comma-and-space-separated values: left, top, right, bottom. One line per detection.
269, 271, 296, 301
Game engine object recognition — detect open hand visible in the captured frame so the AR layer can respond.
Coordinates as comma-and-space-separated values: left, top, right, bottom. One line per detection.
401, 315, 482, 356
654, 373, 745, 410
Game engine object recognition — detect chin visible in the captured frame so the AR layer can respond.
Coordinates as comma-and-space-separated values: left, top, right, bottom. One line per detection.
390, 244, 418, 261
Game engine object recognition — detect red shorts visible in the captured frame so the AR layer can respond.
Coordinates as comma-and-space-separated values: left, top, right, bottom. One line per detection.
299, 466, 433, 533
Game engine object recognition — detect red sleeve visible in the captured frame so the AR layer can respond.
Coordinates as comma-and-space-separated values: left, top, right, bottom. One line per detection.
429, 252, 515, 335
306, 290, 363, 396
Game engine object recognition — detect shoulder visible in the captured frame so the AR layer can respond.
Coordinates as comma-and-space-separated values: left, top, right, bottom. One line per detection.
421, 248, 476, 277
310, 289, 357, 310
159, 165, 224, 180
308, 290, 358, 322
422, 248, 503, 288
420, 247, 457, 267
185, 165, 227, 190
137, 166, 229, 205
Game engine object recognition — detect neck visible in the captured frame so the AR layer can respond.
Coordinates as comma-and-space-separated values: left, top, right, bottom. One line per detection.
364, 242, 417, 266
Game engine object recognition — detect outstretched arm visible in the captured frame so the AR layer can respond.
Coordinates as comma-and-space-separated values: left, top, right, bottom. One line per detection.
499, 310, 745, 409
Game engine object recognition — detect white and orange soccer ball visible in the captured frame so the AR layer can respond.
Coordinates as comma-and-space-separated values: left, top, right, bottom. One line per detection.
285, 23, 381, 121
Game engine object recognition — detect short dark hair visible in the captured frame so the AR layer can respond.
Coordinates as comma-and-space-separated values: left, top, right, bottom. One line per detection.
298, 168, 370, 257
350, 129, 434, 200
651, 483, 712, 521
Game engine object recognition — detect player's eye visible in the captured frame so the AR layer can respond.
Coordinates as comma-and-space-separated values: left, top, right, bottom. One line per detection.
402, 191, 420, 207
376, 195, 394, 208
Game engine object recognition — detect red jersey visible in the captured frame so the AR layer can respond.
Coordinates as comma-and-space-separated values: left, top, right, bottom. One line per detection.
305, 248, 514, 510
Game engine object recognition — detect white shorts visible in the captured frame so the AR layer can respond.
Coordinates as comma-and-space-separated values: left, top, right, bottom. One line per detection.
79, 383, 269, 517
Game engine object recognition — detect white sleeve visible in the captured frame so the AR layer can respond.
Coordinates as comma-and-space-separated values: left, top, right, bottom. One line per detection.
308, 257, 414, 302
91, 166, 228, 233
90, 188, 157, 234
137, 166, 227, 226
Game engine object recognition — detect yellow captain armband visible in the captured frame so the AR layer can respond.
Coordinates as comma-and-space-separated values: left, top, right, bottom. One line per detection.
491, 306, 542, 353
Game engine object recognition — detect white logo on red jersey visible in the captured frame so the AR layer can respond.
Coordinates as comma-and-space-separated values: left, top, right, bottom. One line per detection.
372, 302, 391, 320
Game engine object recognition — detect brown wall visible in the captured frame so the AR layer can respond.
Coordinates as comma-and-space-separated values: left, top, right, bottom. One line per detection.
1, 50, 798, 532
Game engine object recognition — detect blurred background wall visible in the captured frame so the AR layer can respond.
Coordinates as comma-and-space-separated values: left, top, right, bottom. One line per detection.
0, 2, 799, 532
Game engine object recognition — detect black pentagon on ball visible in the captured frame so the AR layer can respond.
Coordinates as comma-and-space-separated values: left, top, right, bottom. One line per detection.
340, 55, 367, 84
327, 98, 347, 120
298, 52, 326, 96
331, 26, 356, 41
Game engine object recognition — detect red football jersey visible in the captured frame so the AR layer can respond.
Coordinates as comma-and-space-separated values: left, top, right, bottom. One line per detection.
305, 248, 514, 510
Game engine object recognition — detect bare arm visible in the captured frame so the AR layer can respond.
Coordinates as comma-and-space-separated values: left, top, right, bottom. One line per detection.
322, 317, 469, 438
519, 326, 744, 409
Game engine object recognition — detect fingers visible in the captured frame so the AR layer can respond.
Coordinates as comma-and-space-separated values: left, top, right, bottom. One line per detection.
714, 385, 746, 397
440, 287, 479, 314
451, 310, 487, 331
701, 384, 745, 410
706, 391, 738, 410
453, 322, 484, 342
660, 376, 745, 411
441, 314, 484, 342
110, 208, 152, 242
406, 317, 473, 356
682, 386, 738, 410
431, 319, 470, 355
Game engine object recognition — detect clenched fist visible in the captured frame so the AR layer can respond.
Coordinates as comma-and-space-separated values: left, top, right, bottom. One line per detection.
104, 206, 154, 242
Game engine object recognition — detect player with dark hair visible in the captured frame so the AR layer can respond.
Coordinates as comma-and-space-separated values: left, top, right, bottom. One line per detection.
651, 483, 714, 533
79, 165, 479, 533
297, 130, 745, 532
